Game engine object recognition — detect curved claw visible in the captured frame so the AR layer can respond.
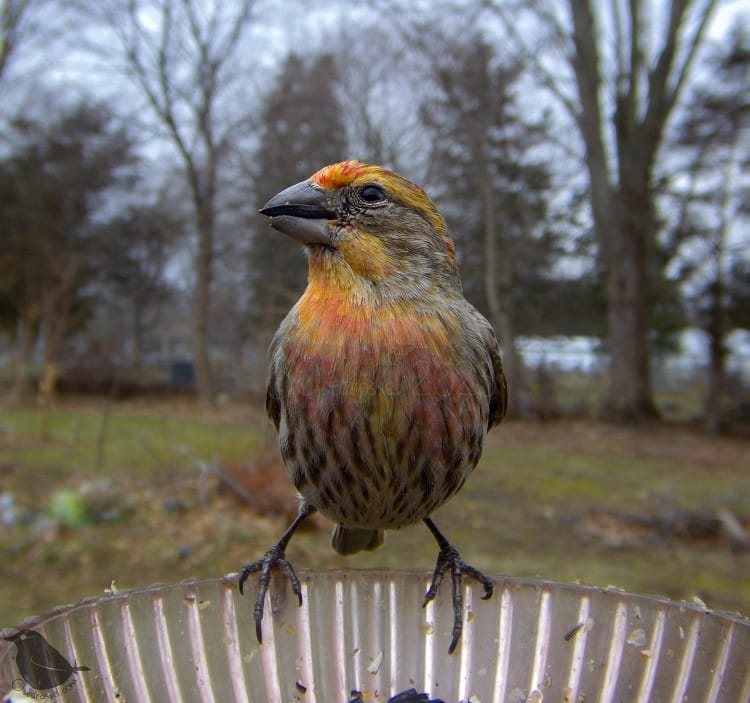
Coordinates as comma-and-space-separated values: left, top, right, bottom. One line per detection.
422, 568, 444, 608
461, 563, 494, 600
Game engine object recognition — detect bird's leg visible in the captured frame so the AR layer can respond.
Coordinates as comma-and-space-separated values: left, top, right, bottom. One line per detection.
422, 517, 494, 654
239, 502, 316, 643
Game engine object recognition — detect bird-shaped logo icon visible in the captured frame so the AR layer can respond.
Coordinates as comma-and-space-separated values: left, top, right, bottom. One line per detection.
3, 629, 90, 691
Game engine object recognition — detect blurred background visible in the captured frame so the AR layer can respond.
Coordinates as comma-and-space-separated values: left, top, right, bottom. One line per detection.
0, 0, 748, 630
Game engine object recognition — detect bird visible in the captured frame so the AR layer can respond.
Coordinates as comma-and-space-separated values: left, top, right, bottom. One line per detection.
239, 161, 507, 653
3, 629, 90, 691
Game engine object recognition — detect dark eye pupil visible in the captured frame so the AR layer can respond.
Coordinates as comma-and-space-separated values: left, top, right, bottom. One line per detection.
360, 185, 385, 202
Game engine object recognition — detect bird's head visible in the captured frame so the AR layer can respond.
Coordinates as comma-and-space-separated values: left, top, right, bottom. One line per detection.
259, 161, 461, 303
3, 629, 39, 644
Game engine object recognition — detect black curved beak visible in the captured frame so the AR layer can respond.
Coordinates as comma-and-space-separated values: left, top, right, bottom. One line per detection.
259, 180, 336, 246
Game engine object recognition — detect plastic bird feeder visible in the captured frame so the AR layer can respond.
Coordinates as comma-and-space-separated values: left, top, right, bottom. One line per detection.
1, 570, 748, 702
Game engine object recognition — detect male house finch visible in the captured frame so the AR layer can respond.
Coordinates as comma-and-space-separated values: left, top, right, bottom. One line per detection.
240, 161, 507, 653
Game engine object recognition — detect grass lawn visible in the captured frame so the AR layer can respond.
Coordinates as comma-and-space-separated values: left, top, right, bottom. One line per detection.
1, 400, 748, 630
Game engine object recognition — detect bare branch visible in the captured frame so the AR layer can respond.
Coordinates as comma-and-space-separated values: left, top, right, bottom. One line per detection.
0, 0, 40, 85
627, 0, 642, 111
489, 0, 580, 121
528, 0, 572, 47
612, 0, 628, 94
667, 0, 719, 106
643, 0, 719, 158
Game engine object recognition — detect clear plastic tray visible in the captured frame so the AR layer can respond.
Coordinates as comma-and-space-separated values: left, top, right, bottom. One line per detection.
1, 569, 748, 702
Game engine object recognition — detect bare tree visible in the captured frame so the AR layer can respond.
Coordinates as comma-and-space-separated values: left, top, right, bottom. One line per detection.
668, 23, 750, 433
80, 0, 259, 402
0, 0, 33, 84
332, 21, 432, 177
0, 0, 67, 103
489, 0, 720, 420
0, 103, 135, 402
95, 199, 184, 372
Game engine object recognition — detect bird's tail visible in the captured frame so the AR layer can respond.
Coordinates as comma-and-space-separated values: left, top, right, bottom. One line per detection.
331, 525, 384, 555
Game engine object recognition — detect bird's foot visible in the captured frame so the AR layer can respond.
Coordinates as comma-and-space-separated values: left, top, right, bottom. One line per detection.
238, 546, 303, 643
238, 502, 315, 643
422, 519, 493, 654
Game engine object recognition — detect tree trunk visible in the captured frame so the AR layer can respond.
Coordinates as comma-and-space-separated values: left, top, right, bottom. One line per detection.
481, 178, 522, 417
604, 259, 656, 420
579, 142, 656, 420
36, 271, 73, 436
704, 229, 728, 435
132, 300, 143, 375
9, 317, 35, 403
37, 319, 61, 441
705, 315, 726, 436
193, 198, 214, 403
496, 309, 522, 418
603, 172, 659, 421
568, 0, 658, 421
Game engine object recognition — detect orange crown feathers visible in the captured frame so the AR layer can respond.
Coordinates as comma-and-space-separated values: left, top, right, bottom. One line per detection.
311, 161, 428, 203
311, 161, 372, 189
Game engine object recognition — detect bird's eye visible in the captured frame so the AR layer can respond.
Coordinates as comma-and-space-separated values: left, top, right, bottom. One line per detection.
359, 184, 386, 203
